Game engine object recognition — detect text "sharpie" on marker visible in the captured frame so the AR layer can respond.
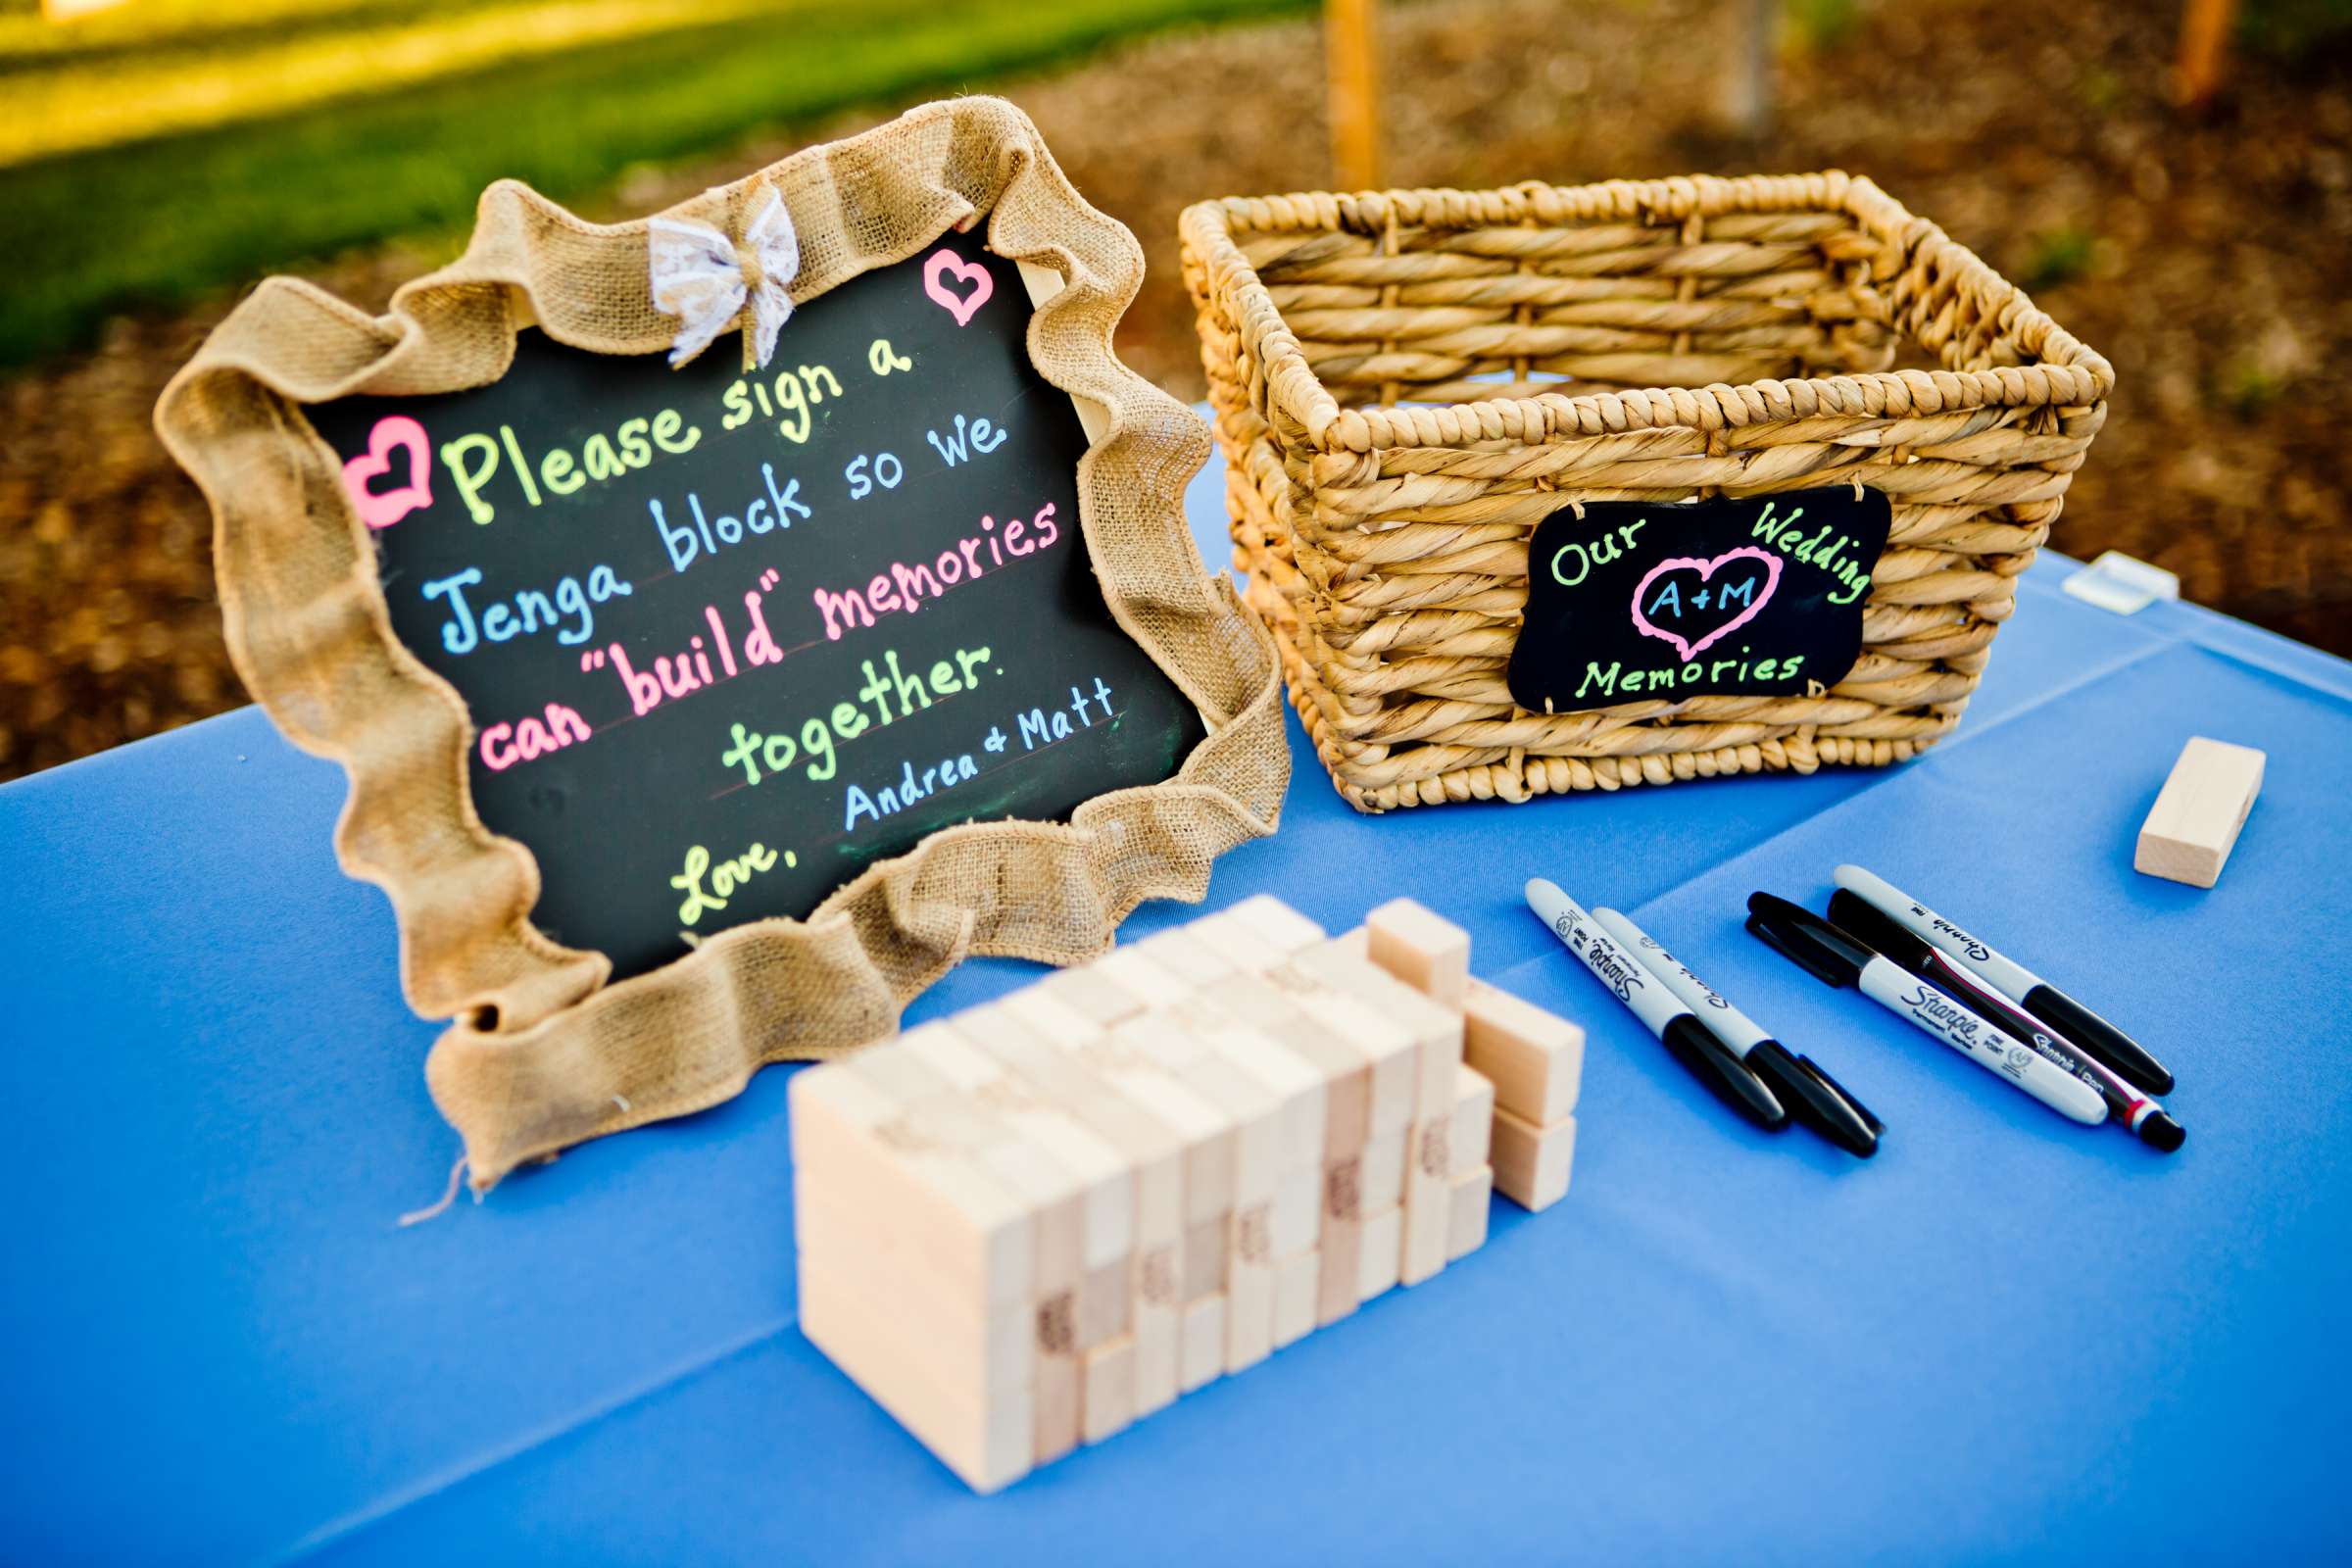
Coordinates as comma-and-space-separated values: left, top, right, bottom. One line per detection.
1525, 879, 1788, 1131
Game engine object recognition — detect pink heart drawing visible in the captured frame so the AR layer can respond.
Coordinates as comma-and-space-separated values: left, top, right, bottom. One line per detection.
922, 249, 994, 327
341, 415, 433, 529
1628, 546, 1784, 662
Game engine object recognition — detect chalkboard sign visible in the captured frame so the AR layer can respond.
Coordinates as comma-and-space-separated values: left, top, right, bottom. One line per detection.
1506, 486, 1892, 715
308, 228, 1204, 978
160, 98, 1290, 1189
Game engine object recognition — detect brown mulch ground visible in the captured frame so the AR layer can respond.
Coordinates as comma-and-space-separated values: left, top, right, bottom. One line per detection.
4, 0, 2347, 781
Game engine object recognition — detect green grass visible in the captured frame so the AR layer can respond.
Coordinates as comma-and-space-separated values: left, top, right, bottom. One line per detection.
0, 0, 1306, 367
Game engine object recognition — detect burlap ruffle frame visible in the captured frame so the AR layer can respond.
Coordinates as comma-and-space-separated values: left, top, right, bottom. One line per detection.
156, 98, 1290, 1191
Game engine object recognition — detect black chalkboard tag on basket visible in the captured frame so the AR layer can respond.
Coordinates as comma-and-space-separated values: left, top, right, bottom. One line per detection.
309, 225, 1203, 978
1507, 486, 1893, 717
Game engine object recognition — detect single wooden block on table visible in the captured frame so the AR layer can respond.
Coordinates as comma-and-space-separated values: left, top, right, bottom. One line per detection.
1462, 978, 1585, 1127
1492, 1105, 1578, 1213
2135, 735, 2265, 888
1446, 1166, 1493, 1262
1365, 897, 1472, 1007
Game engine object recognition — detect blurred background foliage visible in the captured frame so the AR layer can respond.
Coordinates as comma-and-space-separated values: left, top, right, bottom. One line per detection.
2, 0, 2349, 779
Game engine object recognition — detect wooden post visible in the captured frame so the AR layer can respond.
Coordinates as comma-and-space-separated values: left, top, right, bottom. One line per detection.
1326, 0, 1381, 191
1723, 0, 1777, 139
2174, 0, 2239, 109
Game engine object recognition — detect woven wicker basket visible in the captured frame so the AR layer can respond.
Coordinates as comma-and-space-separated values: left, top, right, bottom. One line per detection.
1180, 173, 2114, 810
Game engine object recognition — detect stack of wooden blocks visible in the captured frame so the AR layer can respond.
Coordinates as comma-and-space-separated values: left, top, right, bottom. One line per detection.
790, 895, 1584, 1492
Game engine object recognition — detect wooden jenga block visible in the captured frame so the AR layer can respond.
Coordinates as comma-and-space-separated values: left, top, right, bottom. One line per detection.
1182, 1215, 1227, 1299
1210, 974, 1372, 1159
1360, 1125, 1405, 1214
1133, 1246, 1182, 1419
1356, 1204, 1402, 1302
1038, 962, 1148, 1031
1191, 895, 1327, 973
1365, 897, 1471, 1007
897, 1023, 1133, 1277
996, 985, 1102, 1052
1178, 1004, 1327, 1179
1115, 1015, 1281, 1206
794, 1187, 1028, 1401
1136, 927, 1236, 991
788, 1063, 1032, 1311
1310, 925, 1368, 963
1446, 1166, 1493, 1261
1031, 1294, 1082, 1466
1178, 1295, 1226, 1393
800, 1255, 1033, 1494
1079, 1258, 1132, 1350
1094, 946, 1194, 1011
1081, 1335, 1136, 1446
1272, 1250, 1320, 1348
1314, 1155, 1366, 1329
1226, 1205, 1278, 1371
1450, 1064, 1494, 1177
1271, 1164, 1320, 1258
2136, 735, 2265, 888
1273, 955, 1421, 1137
1288, 942, 1458, 1127
1492, 1106, 1578, 1212
1400, 1113, 1452, 1287
1462, 978, 1584, 1127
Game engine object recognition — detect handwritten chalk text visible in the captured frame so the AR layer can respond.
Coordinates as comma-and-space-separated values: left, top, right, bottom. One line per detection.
422, 563, 631, 656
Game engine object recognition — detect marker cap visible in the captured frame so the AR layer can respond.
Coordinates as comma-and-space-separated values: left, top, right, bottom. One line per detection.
1661, 1014, 1788, 1132
1743, 893, 1874, 988
1745, 1039, 1880, 1157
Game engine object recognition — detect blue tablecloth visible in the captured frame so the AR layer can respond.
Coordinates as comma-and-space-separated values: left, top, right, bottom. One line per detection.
7, 427, 2350, 1564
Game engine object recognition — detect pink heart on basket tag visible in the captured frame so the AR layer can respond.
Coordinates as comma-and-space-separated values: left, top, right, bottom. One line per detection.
1629, 547, 1784, 662
340, 415, 433, 529
922, 249, 994, 326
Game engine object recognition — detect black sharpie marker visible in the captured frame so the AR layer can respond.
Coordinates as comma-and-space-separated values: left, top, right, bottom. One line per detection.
1525, 879, 1788, 1131
1745, 894, 2107, 1126
1833, 865, 2174, 1096
1828, 892, 2184, 1152
1592, 906, 1881, 1157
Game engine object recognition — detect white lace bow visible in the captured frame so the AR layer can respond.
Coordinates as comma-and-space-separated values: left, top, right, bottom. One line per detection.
647, 183, 798, 369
